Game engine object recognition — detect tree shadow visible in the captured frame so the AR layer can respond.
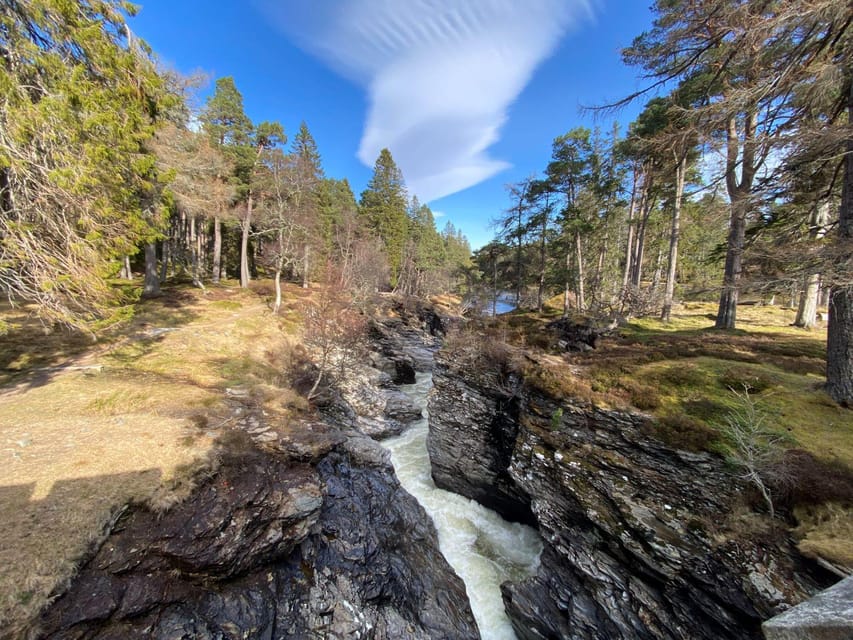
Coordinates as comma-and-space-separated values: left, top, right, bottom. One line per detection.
0, 469, 164, 638
0, 285, 204, 392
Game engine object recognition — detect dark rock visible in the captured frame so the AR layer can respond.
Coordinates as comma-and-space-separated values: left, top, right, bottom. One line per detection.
546, 316, 618, 352
427, 350, 536, 525
272, 436, 479, 639
38, 437, 478, 640
355, 415, 406, 439
384, 388, 423, 422
428, 354, 829, 640
394, 357, 417, 384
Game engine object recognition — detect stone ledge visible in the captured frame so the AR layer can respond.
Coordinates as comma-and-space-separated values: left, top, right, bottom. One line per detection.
763, 576, 853, 640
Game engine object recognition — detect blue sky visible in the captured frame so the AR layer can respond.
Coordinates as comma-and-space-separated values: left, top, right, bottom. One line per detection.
129, 1, 654, 249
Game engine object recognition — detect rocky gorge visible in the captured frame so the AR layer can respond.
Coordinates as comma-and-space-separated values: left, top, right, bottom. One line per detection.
35, 304, 482, 640
428, 343, 836, 640
33, 299, 838, 640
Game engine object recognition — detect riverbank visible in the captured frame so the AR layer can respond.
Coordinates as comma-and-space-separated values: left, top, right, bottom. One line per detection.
0, 283, 478, 639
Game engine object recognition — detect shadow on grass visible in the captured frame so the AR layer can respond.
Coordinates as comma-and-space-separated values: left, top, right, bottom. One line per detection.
594, 324, 827, 377
0, 286, 204, 393
0, 469, 164, 638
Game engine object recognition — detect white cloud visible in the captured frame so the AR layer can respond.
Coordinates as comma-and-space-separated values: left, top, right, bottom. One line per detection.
432, 210, 446, 218
257, 0, 593, 201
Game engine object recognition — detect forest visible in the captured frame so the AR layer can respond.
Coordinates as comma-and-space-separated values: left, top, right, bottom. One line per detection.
0, 0, 850, 407
1, 2, 852, 637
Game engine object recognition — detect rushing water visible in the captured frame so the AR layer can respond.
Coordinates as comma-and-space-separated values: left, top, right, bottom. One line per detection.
382, 373, 543, 640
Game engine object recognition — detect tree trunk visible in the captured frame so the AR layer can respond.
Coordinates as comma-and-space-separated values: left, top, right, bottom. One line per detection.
796, 274, 821, 329
795, 201, 830, 328
212, 216, 222, 284
661, 153, 686, 322
493, 253, 498, 316
563, 249, 571, 318
826, 81, 853, 405
190, 215, 199, 284
631, 179, 652, 289
716, 111, 758, 330
240, 195, 252, 288
302, 244, 310, 289
715, 199, 746, 329
273, 269, 283, 314
142, 242, 160, 297
121, 255, 132, 280
575, 230, 585, 311
537, 210, 548, 312
622, 165, 639, 293
159, 236, 169, 282
652, 243, 664, 292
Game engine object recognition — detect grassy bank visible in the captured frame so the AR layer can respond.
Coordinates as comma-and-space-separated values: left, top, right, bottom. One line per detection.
0, 282, 309, 636
456, 301, 852, 571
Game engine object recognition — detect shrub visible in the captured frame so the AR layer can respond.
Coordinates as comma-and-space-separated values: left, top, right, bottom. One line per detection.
651, 413, 718, 452
682, 398, 730, 421
719, 387, 785, 518
443, 324, 522, 375
655, 363, 707, 388
768, 449, 853, 511
620, 380, 661, 410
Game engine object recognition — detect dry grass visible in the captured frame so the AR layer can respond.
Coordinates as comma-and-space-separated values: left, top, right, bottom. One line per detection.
0, 282, 306, 636
794, 503, 853, 570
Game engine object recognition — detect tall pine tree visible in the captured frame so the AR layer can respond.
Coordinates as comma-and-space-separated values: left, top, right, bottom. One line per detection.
359, 149, 408, 287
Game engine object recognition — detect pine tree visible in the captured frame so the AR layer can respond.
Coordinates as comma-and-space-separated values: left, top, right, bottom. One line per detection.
0, 0, 173, 325
289, 122, 324, 287
359, 149, 409, 287
200, 77, 253, 282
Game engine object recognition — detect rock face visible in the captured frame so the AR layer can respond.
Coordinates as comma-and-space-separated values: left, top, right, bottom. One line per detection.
331, 308, 443, 441
428, 352, 535, 525
428, 352, 830, 640
38, 432, 478, 640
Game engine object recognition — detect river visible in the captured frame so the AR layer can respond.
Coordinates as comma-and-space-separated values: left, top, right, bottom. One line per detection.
382, 372, 543, 640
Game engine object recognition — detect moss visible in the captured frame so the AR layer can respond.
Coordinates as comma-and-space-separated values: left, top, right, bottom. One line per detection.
718, 364, 781, 393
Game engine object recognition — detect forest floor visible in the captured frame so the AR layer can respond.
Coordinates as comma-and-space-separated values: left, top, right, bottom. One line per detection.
0, 281, 312, 636
491, 300, 853, 573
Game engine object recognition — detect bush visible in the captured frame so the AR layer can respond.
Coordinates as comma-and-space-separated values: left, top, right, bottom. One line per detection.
655, 363, 707, 388
651, 413, 718, 452
443, 324, 522, 375
620, 379, 661, 410
769, 449, 853, 511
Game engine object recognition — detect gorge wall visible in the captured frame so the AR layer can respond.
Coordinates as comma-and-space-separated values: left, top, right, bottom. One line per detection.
428, 349, 830, 640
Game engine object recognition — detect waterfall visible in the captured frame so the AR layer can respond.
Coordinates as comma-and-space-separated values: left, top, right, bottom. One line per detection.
382, 372, 542, 640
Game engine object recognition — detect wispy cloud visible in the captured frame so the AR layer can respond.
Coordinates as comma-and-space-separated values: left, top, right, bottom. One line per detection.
257, 0, 593, 201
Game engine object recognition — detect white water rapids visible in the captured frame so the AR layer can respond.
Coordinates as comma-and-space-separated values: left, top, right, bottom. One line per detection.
382, 372, 543, 640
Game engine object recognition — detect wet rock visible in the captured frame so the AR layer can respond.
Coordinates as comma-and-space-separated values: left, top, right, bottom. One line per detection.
38, 437, 478, 640
428, 355, 830, 640
384, 388, 422, 423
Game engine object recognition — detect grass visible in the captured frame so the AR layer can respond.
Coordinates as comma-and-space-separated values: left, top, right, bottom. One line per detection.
0, 281, 309, 636
480, 300, 852, 568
